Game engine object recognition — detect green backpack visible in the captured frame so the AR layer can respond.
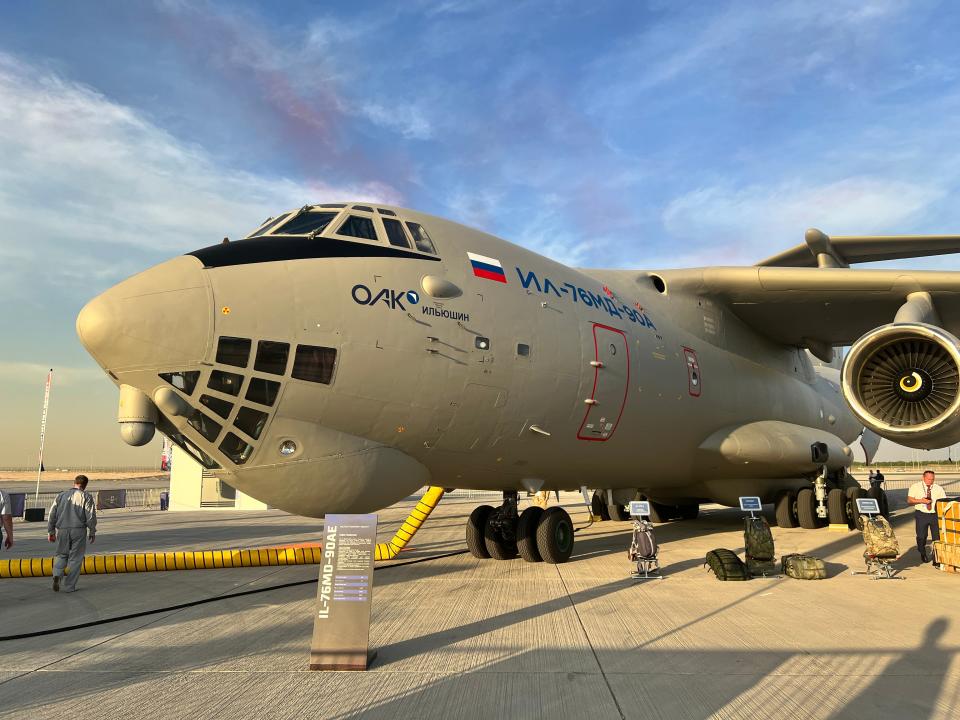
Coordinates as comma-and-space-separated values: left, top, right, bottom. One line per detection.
744, 516, 775, 562
781, 553, 826, 580
705, 548, 749, 581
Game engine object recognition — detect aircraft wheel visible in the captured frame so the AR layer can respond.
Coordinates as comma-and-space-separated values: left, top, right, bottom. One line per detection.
796, 488, 819, 529
484, 513, 518, 560
591, 492, 610, 521
678, 503, 699, 520
466, 505, 494, 559
827, 488, 846, 524
537, 507, 575, 564
608, 503, 630, 521
866, 485, 891, 518
648, 501, 672, 524
846, 486, 867, 530
774, 490, 798, 528
517, 506, 544, 562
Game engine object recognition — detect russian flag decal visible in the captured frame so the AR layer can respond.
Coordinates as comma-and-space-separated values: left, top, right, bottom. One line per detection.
468, 252, 508, 283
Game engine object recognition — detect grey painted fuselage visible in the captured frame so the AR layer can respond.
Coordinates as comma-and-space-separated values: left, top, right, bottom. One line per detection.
77, 204, 862, 517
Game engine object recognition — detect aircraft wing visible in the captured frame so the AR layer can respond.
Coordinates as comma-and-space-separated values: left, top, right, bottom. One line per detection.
653, 265, 960, 348
757, 228, 960, 267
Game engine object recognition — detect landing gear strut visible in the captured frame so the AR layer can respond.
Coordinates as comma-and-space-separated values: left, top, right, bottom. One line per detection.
466, 492, 574, 564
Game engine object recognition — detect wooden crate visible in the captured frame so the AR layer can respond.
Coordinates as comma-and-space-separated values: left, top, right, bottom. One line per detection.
933, 541, 960, 571
937, 500, 960, 545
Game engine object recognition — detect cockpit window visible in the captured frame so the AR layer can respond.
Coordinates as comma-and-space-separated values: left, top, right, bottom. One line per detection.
377, 208, 396, 216
247, 213, 290, 238
159, 371, 200, 396
273, 211, 338, 236
382, 218, 411, 248
352, 205, 373, 212
406, 222, 437, 254
337, 215, 379, 241
216, 337, 251, 368
319, 203, 346, 208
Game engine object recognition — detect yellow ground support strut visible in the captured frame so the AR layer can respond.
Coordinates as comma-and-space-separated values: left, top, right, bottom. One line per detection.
0, 545, 324, 579
374, 486, 445, 560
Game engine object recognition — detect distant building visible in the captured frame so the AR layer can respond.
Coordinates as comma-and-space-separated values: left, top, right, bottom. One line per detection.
168, 447, 268, 511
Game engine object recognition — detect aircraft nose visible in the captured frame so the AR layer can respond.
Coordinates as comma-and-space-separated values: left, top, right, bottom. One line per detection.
77, 255, 213, 371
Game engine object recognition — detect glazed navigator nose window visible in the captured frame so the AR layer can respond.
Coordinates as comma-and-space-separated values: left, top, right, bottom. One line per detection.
216, 337, 251, 368
254, 341, 289, 375
292, 345, 337, 384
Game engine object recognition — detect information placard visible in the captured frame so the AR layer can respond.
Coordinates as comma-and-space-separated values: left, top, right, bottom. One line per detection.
309, 513, 378, 671
629, 500, 651, 518
739, 496, 762, 512
856, 498, 880, 515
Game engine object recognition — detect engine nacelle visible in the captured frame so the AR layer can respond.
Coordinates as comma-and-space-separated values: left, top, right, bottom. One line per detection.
842, 323, 960, 449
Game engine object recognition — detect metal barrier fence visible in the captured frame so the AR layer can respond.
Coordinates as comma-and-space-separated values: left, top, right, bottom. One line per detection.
17, 488, 166, 515
852, 475, 960, 493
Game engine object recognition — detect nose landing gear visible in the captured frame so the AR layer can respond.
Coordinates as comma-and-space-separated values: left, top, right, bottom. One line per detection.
466, 491, 574, 564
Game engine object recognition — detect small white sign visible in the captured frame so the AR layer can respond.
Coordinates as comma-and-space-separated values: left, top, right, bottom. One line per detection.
629, 500, 651, 518
856, 498, 880, 515
739, 496, 762, 512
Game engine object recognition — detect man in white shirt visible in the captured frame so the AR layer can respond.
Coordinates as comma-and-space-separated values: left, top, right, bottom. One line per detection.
907, 470, 946, 565
0, 489, 13, 549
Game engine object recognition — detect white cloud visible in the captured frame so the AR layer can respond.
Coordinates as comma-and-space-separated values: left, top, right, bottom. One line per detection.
662, 176, 945, 265
0, 53, 401, 296
358, 101, 433, 140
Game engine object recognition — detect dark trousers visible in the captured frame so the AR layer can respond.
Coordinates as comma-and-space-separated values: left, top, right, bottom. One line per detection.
915, 512, 940, 553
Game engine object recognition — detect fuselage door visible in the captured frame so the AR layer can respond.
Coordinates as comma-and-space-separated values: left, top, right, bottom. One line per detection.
577, 323, 630, 441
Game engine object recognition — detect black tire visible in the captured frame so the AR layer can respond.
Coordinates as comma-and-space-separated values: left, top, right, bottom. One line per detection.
880, 489, 891, 519
608, 503, 630, 521
648, 501, 672, 524
678, 503, 699, 520
536, 507, 575, 564
775, 490, 798, 528
847, 486, 867, 530
467, 505, 493, 558
517, 506, 544, 562
796, 488, 819, 529
827, 488, 846, 525
591, 492, 610, 521
484, 513, 518, 560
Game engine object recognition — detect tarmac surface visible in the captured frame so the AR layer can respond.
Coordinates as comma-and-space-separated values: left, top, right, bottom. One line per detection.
0, 488, 957, 719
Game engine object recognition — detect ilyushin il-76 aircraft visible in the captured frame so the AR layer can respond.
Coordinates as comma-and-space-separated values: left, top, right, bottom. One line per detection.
77, 202, 960, 562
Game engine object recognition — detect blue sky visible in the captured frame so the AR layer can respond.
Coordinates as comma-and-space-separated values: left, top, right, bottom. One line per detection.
2, 0, 960, 465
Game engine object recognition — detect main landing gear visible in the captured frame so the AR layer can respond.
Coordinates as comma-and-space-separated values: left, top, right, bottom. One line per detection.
467, 491, 574, 564
774, 472, 889, 529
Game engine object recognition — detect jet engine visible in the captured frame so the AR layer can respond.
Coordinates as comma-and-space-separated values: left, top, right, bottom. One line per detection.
842, 323, 960, 449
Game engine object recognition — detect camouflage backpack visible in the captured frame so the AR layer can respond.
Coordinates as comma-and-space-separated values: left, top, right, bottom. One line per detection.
744, 516, 775, 561
705, 548, 749, 581
781, 553, 826, 580
862, 515, 899, 559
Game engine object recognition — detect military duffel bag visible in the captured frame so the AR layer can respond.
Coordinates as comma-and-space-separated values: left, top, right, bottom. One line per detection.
746, 557, 777, 577
744, 516, 775, 562
705, 548, 749, 581
781, 553, 826, 580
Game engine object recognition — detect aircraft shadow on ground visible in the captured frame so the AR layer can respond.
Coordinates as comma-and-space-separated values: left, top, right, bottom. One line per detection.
0, 599, 954, 720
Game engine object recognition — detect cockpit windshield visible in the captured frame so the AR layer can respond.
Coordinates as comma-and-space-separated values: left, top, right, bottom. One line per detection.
272, 211, 338, 236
